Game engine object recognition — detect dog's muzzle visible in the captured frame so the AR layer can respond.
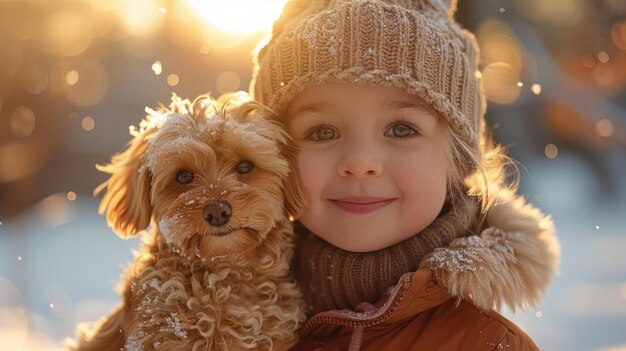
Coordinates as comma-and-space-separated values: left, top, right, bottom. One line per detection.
203, 201, 232, 227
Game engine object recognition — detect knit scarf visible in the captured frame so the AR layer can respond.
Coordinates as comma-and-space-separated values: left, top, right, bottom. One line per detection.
293, 196, 479, 316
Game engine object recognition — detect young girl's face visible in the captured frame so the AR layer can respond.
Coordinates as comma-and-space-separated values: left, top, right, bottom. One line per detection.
287, 83, 448, 252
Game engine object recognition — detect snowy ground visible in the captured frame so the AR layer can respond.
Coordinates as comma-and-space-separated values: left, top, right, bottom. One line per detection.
1, 151, 625, 351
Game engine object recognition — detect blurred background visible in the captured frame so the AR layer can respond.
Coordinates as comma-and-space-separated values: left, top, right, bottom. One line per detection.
0, 0, 625, 350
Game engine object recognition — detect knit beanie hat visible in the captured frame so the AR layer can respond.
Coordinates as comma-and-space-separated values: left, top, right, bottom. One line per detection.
250, 0, 485, 148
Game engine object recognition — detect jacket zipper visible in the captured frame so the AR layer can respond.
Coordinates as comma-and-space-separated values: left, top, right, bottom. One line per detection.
300, 274, 413, 334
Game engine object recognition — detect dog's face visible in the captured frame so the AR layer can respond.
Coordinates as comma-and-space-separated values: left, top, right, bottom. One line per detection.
95, 94, 307, 259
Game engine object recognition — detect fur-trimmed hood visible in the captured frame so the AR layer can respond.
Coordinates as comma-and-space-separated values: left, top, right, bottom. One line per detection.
420, 192, 561, 312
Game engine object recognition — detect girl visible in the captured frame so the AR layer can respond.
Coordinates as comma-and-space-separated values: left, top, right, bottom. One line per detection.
250, 0, 560, 349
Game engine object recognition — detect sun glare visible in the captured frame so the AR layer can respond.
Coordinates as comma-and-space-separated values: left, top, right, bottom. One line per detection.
185, 0, 288, 34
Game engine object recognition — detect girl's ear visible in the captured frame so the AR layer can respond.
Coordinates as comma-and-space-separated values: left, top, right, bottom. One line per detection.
94, 132, 152, 238
282, 140, 309, 220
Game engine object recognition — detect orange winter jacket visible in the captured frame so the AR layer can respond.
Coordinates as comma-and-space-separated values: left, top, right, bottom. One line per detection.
295, 269, 539, 351
293, 194, 561, 351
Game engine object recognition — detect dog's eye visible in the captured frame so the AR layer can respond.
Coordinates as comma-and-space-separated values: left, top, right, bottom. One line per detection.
235, 160, 254, 174
176, 170, 194, 184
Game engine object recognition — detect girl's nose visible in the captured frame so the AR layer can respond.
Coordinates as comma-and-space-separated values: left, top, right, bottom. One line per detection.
337, 148, 383, 178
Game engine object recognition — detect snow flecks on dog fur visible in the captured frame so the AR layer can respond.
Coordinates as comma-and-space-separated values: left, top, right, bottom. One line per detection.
160, 312, 188, 339
124, 335, 144, 351
146, 135, 194, 172
158, 217, 172, 243
149, 278, 162, 293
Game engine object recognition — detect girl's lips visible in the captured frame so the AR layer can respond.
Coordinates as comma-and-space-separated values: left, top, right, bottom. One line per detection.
329, 197, 396, 214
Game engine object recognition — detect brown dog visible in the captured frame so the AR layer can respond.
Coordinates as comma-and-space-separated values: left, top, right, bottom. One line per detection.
67, 93, 307, 351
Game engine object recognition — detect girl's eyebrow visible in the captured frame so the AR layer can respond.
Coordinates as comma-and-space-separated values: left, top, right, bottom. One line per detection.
288, 102, 334, 118
382, 99, 434, 113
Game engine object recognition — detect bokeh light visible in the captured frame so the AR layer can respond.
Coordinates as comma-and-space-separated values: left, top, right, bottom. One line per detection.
151, 61, 163, 75
598, 51, 610, 64
63, 61, 108, 106
478, 20, 525, 104
65, 70, 79, 86
81, 116, 95, 131
10, 106, 36, 138
531, 83, 542, 95
545, 143, 559, 159
42, 11, 93, 56
612, 21, 626, 50
482, 62, 521, 104
167, 74, 180, 86
67, 191, 77, 202
36, 193, 73, 227
216, 71, 241, 94
595, 118, 614, 138
22, 64, 49, 94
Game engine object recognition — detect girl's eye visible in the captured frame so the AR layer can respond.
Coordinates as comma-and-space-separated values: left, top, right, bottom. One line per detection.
176, 170, 194, 184
310, 126, 338, 141
235, 160, 254, 174
384, 123, 417, 138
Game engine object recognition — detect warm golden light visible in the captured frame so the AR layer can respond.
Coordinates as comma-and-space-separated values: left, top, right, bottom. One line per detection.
186, 0, 288, 34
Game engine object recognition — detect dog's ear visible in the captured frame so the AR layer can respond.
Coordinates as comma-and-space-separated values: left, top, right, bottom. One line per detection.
281, 140, 309, 220
94, 132, 152, 238
225, 96, 309, 219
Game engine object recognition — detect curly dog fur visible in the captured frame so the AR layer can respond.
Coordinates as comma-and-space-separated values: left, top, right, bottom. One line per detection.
67, 93, 308, 351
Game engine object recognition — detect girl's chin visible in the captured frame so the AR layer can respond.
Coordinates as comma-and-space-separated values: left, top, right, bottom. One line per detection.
318, 229, 414, 252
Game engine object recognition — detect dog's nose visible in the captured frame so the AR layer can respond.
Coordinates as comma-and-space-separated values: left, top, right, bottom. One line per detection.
203, 201, 232, 227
